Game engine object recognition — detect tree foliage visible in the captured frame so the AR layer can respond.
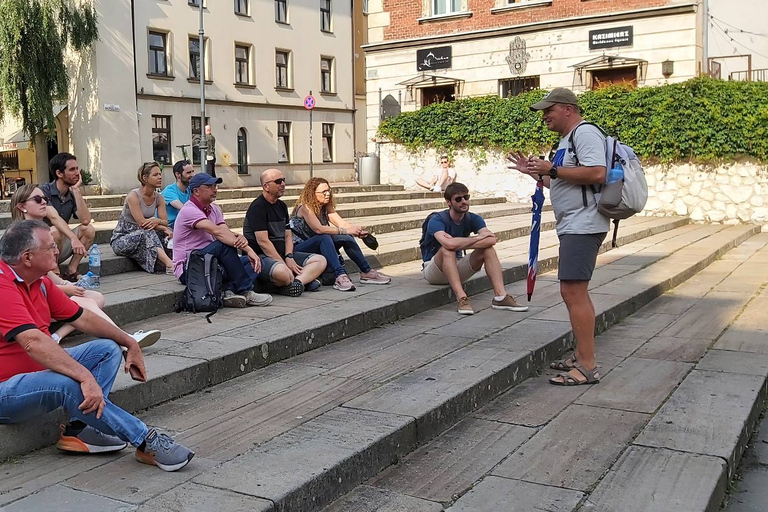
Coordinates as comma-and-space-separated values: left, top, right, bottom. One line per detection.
0, 0, 98, 140
378, 77, 768, 164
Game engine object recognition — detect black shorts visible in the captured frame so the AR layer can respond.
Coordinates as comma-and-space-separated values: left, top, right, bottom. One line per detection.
558, 233, 607, 281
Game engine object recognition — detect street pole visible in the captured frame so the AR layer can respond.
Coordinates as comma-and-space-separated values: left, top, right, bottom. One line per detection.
309, 90, 313, 179
198, 2, 207, 169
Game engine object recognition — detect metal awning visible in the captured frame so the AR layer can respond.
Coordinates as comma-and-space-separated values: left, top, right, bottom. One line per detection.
0, 130, 29, 152
396, 73, 465, 103
570, 54, 648, 85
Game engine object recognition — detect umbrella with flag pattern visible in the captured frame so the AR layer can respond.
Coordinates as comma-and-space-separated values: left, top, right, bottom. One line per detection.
527, 179, 545, 302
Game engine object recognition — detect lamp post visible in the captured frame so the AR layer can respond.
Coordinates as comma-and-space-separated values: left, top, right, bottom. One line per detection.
198, 1, 207, 168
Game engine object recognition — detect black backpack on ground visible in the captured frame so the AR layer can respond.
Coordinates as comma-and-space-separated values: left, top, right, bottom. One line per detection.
175, 250, 224, 323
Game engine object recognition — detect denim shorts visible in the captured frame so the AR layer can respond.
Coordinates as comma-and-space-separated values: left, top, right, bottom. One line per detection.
257, 252, 317, 282
557, 233, 607, 281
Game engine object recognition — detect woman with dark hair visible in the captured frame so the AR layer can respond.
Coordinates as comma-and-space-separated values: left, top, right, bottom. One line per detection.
10, 184, 160, 348
290, 177, 390, 291
110, 162, 173, 273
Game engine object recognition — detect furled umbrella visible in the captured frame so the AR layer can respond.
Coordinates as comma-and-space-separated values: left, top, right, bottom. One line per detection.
527, 179, 545, 302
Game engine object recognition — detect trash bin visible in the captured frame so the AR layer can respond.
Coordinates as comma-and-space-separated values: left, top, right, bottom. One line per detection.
358, 155, 380, 186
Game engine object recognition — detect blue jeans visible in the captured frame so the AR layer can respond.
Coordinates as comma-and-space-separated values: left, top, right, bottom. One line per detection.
295, 234, 371, 277
181, 240, 258, 295
0, 339, 149, 446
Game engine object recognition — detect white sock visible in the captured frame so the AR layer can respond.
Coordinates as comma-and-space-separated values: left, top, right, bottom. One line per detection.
494, 295, 507, 301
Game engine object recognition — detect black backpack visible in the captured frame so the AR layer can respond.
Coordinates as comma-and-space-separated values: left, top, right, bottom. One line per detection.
419, 210, 471, 258
175, 250, 224, 323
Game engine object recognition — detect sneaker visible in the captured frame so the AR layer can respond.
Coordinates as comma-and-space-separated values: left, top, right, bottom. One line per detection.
222, 290, 247, 308
359, 269, 391, 285
131, 329, 162, 349
333, 274, 356, 292
304, 279, 321, 292
136, 429, 195, 472
57, 425, 128, 454
491, 295, 529, 312
457, 296, 474, 315
278, 279, 305, 297
245, 290, 273, 307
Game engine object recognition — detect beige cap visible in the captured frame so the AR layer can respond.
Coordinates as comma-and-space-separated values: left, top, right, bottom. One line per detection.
530, 88, 579, 111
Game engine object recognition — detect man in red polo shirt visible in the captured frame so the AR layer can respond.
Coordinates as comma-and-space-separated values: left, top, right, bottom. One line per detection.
0, 220, 194, 472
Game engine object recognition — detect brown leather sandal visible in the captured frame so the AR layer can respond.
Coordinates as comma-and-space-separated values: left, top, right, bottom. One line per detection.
549, 363, 600, 386
550, 353, 578, 371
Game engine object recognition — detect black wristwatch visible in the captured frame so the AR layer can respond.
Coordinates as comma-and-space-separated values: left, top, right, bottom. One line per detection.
285, 252, 294, 259
548, 165, 558, 179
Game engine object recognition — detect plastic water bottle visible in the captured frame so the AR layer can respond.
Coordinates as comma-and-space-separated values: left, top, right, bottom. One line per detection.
75, 273, 92, 289
88, 245, 101, 288
606, 165, 624, 184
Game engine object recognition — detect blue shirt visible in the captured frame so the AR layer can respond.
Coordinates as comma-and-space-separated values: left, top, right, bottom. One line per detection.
161, 183, 191, 228
422, 210, 487, 262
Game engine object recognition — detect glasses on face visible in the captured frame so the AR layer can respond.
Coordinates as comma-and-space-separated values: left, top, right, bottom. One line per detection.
440, 160, 449, 164
266, 178, 286, 185
453, 194, 471, 203
26, 195, 49, 204
200, 184, 218, 190
315, 189, 331, 196
31, 242, 58, 255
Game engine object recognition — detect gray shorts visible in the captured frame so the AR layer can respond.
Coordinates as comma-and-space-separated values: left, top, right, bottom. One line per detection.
56, 225, 81, 263
558, 233, 607, 281
257, 252, 318, 283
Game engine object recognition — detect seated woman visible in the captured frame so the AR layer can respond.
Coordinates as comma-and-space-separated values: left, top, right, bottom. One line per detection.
416, 155, 457, 192
11, 184, 160, 348
290, 178, 391, 291
111, 162, 174, 273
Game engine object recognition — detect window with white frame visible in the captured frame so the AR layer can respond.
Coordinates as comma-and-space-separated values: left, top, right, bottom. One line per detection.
320, 57, 334, 93
275, 50, 290, 88
432, 0, 460, 15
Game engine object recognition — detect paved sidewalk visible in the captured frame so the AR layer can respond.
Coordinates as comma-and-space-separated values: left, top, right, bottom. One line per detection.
327, 233, 768, 512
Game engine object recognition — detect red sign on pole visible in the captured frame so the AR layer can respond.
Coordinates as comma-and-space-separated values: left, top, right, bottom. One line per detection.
304, 95, 316, 110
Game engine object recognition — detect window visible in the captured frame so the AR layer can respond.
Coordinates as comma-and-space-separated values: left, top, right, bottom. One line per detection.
499, 76, 540, 98
148, 31, 168, 76
152, 116, 172, 165
433, 0, 460, 15
189, 39, 200, 80
320, 57, 333, 93
278, 122, 291, 163
322, 123, 333, 162
321, 0, 331, 32
189, 0, 200, 5
276, 50, 290, 88
237, 128, 248, 175
275, 0, 287, 22
235, 0, 248, 15
191, 116, 209, 165
235, 45, 250, 85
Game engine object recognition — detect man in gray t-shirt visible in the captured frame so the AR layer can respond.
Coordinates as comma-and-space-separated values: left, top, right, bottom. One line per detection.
510, 88, 608, 387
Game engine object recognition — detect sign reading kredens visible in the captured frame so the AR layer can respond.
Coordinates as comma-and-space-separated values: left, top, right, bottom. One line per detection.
417, 46, 452, 71
589, 26, 633, 50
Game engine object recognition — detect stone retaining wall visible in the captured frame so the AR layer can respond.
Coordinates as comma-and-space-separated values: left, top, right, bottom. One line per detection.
379, 144, 768, 225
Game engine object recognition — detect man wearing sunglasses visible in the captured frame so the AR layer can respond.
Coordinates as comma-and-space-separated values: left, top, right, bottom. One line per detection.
39, 153, 95, 282
421, 182, 528, 315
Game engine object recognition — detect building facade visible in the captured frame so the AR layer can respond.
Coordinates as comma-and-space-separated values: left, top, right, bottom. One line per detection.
363, 0, 708, 151
56, 0, 356, 193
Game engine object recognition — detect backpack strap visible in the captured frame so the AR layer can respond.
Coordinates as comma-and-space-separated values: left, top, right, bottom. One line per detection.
202, 253, 219, 324
568, 122, 607, 207
611, 219, 620, 248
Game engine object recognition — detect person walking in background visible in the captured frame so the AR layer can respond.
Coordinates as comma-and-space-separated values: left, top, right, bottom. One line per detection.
110, 162, 174, 274
162, 160, 194, 229
417, 155, 457, 192
510, 88, 609, 387
39, 153, 95, 282
205, 125, 216, 178
291, 178, 391, 291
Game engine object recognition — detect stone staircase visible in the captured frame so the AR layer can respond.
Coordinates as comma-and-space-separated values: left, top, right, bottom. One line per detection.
0, 182, 765, 512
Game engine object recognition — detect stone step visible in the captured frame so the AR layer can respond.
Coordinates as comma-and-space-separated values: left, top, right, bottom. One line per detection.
71, 202, 537, 278
0, 215, 693, 464
0, 184, 405, 212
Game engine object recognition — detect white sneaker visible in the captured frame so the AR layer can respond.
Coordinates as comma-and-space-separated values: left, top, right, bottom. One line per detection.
245, 290, 273, 307
222, 290, 247, 308
131, 329, 161, 349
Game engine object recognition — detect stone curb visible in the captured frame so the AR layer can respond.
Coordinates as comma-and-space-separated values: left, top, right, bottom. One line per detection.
186, 224, 760, 512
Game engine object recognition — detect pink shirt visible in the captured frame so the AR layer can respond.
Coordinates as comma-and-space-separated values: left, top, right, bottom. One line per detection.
172, 199, 226, 279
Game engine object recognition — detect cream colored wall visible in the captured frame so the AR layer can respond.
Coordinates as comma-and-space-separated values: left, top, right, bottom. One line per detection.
365, 11, 698, 151
707, 0, 768, 78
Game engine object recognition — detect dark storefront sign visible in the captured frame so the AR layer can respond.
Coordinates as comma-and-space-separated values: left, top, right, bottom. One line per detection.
589, 26, 633, 50
417, 46, 452, 71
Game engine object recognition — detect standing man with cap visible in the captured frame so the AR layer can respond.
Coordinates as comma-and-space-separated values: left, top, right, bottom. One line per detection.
172, 174, 272, 308
162, 160, 194, 229
509, 88, 608, 387
205, 125, 216, 178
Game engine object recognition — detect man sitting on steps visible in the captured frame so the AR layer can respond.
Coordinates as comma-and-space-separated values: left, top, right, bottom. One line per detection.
172, 174, 272, 308
421, 182, 529, 315
0, 220, 194, 471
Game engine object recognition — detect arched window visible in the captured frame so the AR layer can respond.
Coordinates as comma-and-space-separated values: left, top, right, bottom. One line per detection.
237, 128, 248, 175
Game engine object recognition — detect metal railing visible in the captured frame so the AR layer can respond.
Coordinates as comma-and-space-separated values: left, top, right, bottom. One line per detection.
729, 68, 768, 82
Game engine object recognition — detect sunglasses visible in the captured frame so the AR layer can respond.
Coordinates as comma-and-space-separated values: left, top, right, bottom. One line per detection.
440, 160, 449, 164
266, 178, 286, 185
453, 194, 471, 202
26, 195, 49, 204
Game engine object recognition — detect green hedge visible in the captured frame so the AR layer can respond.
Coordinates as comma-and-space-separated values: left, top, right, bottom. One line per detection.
377, 77, 768, 163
